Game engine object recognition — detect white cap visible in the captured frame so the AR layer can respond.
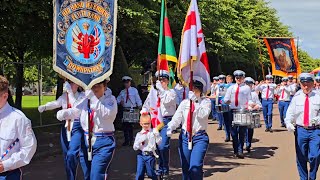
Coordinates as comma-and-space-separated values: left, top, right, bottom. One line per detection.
299, 73, 314, 82
122, 76, 132, 81
193, 76, 207, 92
233, 70, 245, 77
266, 75, 273, 79
155, 70, 170, 79
244, 77, 254, 83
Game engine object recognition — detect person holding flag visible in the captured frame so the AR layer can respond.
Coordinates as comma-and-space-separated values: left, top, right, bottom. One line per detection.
140, 70, 177, 179
255, 75, 277, 132
56, 79, 117, 180
38, 80, 89, 180
224, 70, 253, 159
167, 76, 211, 180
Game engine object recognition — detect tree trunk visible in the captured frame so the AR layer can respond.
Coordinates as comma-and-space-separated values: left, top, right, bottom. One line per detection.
56, 76, 64, 100
14, 63, 23, 110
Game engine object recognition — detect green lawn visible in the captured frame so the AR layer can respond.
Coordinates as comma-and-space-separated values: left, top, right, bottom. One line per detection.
13, 95, 56, 108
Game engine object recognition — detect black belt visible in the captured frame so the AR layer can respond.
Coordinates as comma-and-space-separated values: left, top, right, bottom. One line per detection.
296, 125, 320, 130
139, 150, 154, 156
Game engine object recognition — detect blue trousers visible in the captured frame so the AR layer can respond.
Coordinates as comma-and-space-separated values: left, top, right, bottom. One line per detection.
179, 131, 209, 180
157, 117, 172, 175
210, 99, 218, 120
123, 122, 134, 143
0, 169, 22, 180
294, 127, 320, 180
278, 101, 289, 126
83, 136, 116, 180
223, 111, 232, 140
228, 111, 246, 154
246, 128, 254, 148
262, 99, 273, 129
135, 153, 157, 180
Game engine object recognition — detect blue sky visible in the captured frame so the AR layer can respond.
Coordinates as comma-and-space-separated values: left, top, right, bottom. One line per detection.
268, 0, 320, 59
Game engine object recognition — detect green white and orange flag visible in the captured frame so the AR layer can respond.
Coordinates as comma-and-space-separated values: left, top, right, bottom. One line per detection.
157, 0, 177, 89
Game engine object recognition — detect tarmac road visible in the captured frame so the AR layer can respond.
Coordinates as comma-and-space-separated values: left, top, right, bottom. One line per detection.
23, 105, 320, 179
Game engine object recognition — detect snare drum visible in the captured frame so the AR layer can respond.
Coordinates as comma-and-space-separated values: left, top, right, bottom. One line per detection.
215, 104, 230, 113
232, 109, 253, 127
122, 108, 140, 123
251, 111, 261, 128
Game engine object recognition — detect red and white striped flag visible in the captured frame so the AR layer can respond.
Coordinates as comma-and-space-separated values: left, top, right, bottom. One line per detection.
178, 0, 211, 94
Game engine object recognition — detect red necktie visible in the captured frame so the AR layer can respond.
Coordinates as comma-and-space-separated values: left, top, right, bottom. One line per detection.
235, 85, 239, 107
141, 130, 149, 145
89, 109, 95, 132
266, 86, 270, 99
126, 88, 129, 103
183, 87, 186, 99
187, 102, 195, 136
303, 94, 309, 126
281, 89, 285, 99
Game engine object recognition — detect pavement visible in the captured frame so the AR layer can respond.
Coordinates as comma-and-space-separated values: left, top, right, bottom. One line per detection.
22, 105, 320, 179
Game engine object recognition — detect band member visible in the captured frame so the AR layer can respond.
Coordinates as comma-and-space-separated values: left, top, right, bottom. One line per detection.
314, 76, 320, 92
276, 77, 292, 127
0, 75, 37, 179
255, 75, 277, 132
208, 76, 219, 121
224, 70, 252, 159
285, 73, 320, 180
174, 79, 189, 107
217, 74, 232, 141
141, 70, 177, 179
167, 76, 211, 180
38, 80, 89, 180
244, 77, 262, 153
57, 79, 117, 180
288, 75, 297, 100
133, 114, 161, 180
117, 76, 142, 146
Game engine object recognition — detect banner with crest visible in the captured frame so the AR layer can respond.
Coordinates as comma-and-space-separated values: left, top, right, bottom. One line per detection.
263, 38, 301, 77
53, 0, 118, 89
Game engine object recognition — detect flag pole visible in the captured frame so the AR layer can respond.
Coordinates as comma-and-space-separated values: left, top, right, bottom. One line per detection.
66, 92, 71, 142
188, 57, 194, 150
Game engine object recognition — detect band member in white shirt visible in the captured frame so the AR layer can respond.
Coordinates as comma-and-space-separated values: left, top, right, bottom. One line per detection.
167, 76, 211, 180
117, 76, 142, 146
285, 73, 320, 180
0, 75, 37, 179
276, 77, 292, 127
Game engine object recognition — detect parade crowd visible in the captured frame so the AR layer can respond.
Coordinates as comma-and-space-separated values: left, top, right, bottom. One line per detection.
0, 70, 320, 180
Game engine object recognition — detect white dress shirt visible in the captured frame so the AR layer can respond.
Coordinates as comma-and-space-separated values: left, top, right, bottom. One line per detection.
210, 84, 218, 96
255, 83, 277, 99
133, 129, 161, 152
276, 85, 292, 101
60, 94, 118, 133
250, 91, 262, 108
0, 103, 37, 172
117, 87, 142, 108
167, 97, 211, 134
142, 88, 177, 117
288, 83, 297, 96
224, 83, 253, 109
285, 90, 320, 126
105, 87, 112, 97
174, 83, 189, 105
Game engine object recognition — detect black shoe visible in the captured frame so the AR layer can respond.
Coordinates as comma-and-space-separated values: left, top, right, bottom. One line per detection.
237, 153, 244, 159
217, 127, 222, 130
281, 124, 285, 127
122, 141, 129, 146
224, 138, 230, 142
265, 128, 269, 132
269, 128, 273, 133
245, 146, 251, 153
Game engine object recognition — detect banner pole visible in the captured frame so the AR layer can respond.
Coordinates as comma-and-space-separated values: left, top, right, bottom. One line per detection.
257, 38, 265, 80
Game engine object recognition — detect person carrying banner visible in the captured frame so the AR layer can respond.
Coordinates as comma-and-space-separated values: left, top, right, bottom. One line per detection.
276, 77, 292, 128
140, 70, 177, 179
208, 76, 219, 121
244, 77, 262, 153
133, 114, 162, 180
0, 75, 37, 179
38, 80, 89, 180
117, 76, 142, 146
285, 73, 320, 180
57, 79, 117, 180
224, 70, 253, 159
167, 76, 211, 180
255, 75, 277, 132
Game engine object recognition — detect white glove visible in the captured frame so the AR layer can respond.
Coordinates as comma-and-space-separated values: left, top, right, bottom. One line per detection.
38, 105, 46, 113
57, 109, 68, 121
153, 128, 159, 135
85, 90, 94, 99
286, 123, 295, 132
166, 128, 172, 137
140, 108, 148, 115
155, 80, 164, 92
188, 91, 197, 102
63, 82, 72, 93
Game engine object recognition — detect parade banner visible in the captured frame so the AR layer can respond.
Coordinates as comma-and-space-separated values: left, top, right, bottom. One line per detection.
264, 38, 301, 77
53, 0, 118, 89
